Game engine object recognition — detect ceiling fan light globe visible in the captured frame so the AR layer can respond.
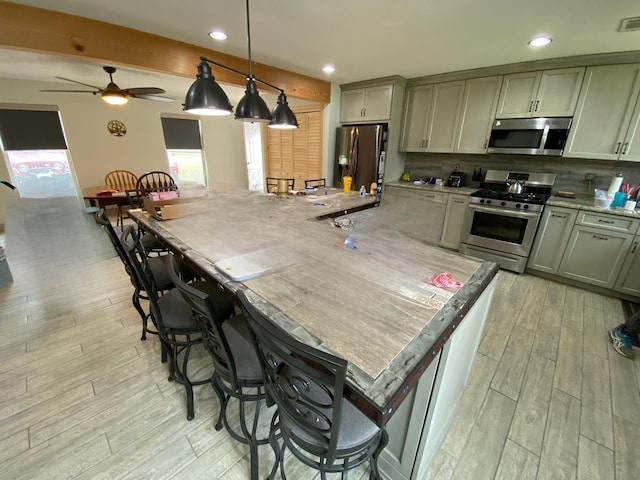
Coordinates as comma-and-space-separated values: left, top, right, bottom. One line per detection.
102, 92, 128, 105
235, 78, 271, 123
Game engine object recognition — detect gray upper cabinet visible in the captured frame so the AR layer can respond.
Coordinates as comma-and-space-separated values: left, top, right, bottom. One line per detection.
454, 76, 503, 153
340, 84, 394, 123
400, 81, 464, 152
564, 64, 640, 162
495, 68, 585, 118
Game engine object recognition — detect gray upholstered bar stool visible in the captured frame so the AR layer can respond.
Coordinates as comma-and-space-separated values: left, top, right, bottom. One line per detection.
167, 256, 268, 480
120, 225, 234, 420
237, 290, 389, 480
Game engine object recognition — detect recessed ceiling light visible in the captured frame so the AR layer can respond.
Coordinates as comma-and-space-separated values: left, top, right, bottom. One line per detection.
322, 65, 335, 74
209, 30, 228, 41
529, 35, 551, 47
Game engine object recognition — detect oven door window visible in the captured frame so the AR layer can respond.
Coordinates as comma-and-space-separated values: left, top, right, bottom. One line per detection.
470, 211, 529, 244
488, 129, 543, 149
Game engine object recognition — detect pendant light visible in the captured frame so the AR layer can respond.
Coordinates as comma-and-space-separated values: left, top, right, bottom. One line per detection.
183, 0, 298, 128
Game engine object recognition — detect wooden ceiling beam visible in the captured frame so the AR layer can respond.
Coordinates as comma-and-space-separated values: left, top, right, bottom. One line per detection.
0, 1, 331, 103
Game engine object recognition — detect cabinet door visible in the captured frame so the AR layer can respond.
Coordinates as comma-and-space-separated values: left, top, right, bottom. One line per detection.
527, 207, 577, 274
620, 90, 640, 162
454, 76, 502, 153
564, 64, 640, 160
558, 226, 633, 289
440, 194, 469, 249
535, 67, 585, 117
615, 237, 640, 296
363, 84, 393, 121
400, 85, 433, 152
495, 72, 541, 118
425, 81, 465, 152
340, 89, 365, 123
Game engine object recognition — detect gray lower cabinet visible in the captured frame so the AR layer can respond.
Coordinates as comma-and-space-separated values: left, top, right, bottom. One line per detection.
440, 194, 469, 249
557, 225, 634, 289
379, 277, 496, 480
527, 206, 577, 273
614, 236, 640, 296
382, 185, 448, 244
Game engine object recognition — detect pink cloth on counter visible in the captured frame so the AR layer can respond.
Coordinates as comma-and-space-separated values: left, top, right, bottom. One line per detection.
428, 272, 463, 289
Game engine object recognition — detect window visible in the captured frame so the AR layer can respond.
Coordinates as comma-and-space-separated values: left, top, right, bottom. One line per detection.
0, 106, 76, 198
160, 116, 206, 189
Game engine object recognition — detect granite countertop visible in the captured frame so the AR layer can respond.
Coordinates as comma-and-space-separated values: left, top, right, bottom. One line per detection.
129, 189, 498, 422
546, 195, 640, 219
386, 181, 477, 196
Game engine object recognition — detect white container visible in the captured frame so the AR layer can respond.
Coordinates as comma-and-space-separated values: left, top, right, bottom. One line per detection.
624, 200, 637, 211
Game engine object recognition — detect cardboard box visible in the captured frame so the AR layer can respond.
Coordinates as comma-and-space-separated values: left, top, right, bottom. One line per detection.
142, 197, 198, 220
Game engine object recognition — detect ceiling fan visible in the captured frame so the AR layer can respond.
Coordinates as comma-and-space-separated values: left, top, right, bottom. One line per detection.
40, 66, 174, 105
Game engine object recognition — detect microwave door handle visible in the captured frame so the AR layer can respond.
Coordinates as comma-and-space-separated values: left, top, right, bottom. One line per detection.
539, 125, 550, 149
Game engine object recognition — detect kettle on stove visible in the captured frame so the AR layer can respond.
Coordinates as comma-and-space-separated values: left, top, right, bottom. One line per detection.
506, 180, 523, 194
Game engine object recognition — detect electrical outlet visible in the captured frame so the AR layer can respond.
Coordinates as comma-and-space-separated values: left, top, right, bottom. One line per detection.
585, 173, 596, 182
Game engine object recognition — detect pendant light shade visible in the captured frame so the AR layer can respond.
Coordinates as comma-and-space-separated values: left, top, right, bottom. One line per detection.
184, 0, 297, 128
183, 61, 233, 116
269, 92, 298, 129
235, 78, 272, 122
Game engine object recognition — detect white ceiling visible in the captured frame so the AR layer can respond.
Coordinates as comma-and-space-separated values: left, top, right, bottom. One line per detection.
2, 0, 640, 99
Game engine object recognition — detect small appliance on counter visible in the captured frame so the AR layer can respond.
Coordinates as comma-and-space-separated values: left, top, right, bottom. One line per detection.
446, 166, 465, 187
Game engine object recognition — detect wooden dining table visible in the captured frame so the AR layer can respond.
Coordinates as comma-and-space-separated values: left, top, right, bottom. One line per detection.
82, 185, 131, 225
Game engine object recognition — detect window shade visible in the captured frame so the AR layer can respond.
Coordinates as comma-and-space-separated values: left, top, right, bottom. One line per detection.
0, 109, 67, 150
161, 117, 202, 149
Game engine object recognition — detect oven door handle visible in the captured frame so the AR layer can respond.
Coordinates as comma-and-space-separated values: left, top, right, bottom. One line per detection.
468, 204, 541, 220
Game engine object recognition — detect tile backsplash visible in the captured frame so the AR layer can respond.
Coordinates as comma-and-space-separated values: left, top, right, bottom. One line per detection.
404, 153, 640, 195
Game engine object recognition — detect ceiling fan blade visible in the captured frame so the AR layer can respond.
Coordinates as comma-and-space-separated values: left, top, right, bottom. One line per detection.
130, 94, 175, 102
40, 89, 98, 93
125, 87, 166, 95
55, 76, 103, 90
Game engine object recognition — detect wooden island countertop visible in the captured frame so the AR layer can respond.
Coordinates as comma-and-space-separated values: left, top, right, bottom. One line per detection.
129, 189, 498, 426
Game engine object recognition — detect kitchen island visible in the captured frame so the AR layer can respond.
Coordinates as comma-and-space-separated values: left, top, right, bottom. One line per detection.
129, 189, 498, 479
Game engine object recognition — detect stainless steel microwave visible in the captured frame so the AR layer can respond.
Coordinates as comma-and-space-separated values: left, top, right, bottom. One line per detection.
487, 117, 572, 156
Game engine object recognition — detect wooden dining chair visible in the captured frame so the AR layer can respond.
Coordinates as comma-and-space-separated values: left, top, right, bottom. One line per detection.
105, 169, 138, 227
136, 171, 177, 192
265, 177, 295, 193
304, 178, 326, 189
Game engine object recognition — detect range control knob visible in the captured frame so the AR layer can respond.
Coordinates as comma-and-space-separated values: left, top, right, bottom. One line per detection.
523, 204, 529, 210
486, 199, 492, 205
515, 203, 521, 209
501, 201, 506, 207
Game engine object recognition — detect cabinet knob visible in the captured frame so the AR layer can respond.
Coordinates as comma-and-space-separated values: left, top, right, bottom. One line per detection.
597, 219, 614, 224
551, 214, 567, 218
614, 142, 621, 154
534, 100, 539, 112
632, 241, 638, 254
528, 101, 534, 113
592, 235, 609, 241
622, 142, 628, 155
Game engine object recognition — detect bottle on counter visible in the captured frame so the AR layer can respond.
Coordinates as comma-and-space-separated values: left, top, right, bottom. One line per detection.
359, 185, 366, 196
370, 182, 377, 195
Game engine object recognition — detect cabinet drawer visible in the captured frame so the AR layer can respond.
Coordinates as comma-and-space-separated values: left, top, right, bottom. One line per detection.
385, 186, 448, 204
576, 211, 640, 233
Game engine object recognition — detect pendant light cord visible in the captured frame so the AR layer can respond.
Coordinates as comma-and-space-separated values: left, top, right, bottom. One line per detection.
245, 0, 253, 80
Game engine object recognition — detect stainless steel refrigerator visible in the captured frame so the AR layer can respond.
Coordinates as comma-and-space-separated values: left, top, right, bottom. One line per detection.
333, 125, 386, 192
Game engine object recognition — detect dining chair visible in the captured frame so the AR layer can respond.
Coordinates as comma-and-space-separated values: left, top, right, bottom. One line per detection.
304, 178, 326, 189
105, 169, 138, 228
136, 171, 177, 192
265, 177, 295, 193
237, 290, 389, 479
167, 257, 267, 480
120, 225, 234, 420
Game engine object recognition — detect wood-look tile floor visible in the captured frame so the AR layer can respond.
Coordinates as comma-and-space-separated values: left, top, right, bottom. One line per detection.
0, 197, 638, 479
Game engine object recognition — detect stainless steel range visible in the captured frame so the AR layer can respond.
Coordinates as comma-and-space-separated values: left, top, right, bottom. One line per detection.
459, 170, 556, 273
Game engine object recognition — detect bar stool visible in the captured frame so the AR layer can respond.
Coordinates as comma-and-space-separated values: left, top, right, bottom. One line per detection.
167, 256, 268, 479
237, 290, 388, 479
120, 225, 234, 420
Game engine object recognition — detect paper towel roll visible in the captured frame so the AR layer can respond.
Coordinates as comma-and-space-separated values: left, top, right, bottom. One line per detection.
608, 174, 623, 196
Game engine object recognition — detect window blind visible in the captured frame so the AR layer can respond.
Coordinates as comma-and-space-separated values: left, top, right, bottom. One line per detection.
161, 117, 202, 149
0, 109, 67, 150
